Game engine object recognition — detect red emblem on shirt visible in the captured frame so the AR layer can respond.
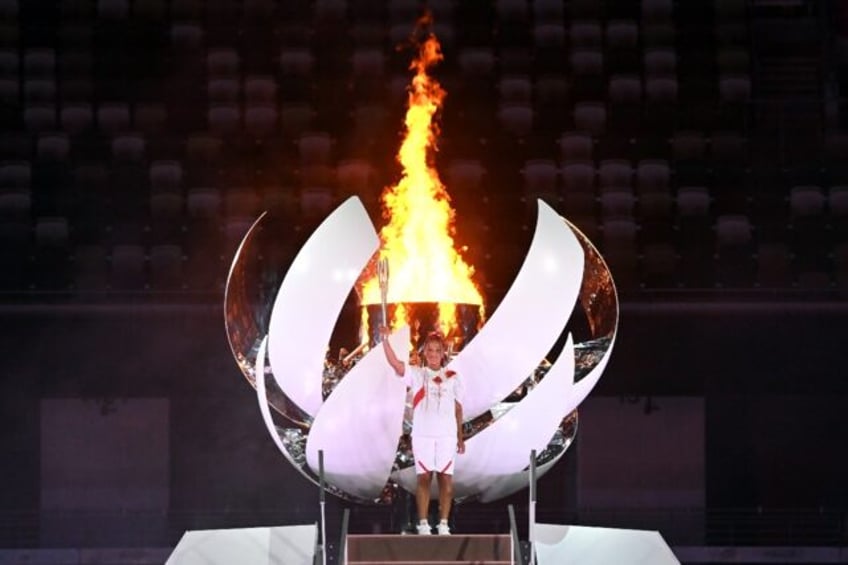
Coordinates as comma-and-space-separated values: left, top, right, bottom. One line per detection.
412, 386, 426, 409
446, 370, 456, 379
432, 376, 443, 384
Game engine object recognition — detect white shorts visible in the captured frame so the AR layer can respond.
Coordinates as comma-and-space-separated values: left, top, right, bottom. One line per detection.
413, 435, 456, 475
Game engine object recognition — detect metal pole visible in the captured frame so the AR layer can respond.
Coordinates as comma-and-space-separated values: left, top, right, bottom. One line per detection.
529, 449, 537, 565
508, 504, 519, 565
319, 450, 327, 565
338, 508, 350, 565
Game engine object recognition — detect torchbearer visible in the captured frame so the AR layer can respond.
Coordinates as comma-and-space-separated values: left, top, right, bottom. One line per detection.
380, 325, 466, 536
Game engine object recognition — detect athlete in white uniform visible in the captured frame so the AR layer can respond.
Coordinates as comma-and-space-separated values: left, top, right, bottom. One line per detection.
381, 327, 465, 535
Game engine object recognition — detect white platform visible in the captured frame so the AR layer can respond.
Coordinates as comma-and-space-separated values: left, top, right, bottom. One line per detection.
166, 524, 316, 565
534, 523, 680, 565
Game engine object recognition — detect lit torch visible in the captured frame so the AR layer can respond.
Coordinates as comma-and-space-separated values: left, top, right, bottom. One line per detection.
377, 257, 389, 329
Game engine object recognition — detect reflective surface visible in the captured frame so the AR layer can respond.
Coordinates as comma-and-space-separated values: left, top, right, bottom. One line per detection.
223, 211, 316, 429
224, 197, 618, 504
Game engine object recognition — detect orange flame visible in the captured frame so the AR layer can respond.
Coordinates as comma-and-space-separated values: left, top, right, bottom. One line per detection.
360, 19, 484, 335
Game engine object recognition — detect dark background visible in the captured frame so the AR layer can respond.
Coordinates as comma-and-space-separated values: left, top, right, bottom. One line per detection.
1, 0, 848, 558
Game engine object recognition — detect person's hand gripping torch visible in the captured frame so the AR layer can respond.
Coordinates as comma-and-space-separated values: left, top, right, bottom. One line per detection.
377, 257, 389, 330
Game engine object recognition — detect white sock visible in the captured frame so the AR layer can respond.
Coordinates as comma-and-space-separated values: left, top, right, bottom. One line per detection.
419, 519, 428, 525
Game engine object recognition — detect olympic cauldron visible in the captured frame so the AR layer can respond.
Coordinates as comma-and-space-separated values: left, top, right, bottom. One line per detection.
224, 196, 618, 504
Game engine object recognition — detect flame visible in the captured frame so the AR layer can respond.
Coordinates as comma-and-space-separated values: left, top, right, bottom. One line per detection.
360, 18, 484, 335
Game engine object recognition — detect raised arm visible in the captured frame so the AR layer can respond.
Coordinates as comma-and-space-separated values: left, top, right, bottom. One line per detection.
379, 326, 405, 376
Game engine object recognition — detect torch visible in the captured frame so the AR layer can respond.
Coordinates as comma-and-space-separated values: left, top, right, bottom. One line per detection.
377, 257, 389, 328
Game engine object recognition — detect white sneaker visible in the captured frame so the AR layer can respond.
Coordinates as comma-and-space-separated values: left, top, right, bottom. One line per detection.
437, 521, 450, 535
416, 522, 432, 535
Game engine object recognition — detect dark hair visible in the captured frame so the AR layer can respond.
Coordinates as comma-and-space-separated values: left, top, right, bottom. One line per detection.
423, 331, 447, 349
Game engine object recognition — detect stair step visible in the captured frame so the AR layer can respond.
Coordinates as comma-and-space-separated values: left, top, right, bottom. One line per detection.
347, 534, 512, 564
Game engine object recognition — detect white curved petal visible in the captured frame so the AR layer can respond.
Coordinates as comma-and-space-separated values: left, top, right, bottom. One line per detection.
449, 200, 584, 420
452, 335, 575, 498
305, 327, 410, 500
267, 197, 380, 418
464, 335, 619, 503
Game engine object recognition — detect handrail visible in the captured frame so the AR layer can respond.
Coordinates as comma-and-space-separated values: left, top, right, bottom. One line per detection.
507, 504, 520, 565
315, 450, 327, 565
312, 520, 321, 565
528, 449, 537, 565
338, 508, 350, 565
